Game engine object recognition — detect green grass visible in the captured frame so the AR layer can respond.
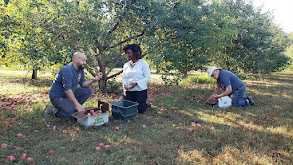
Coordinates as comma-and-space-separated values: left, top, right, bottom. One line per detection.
0, 68, 292, 164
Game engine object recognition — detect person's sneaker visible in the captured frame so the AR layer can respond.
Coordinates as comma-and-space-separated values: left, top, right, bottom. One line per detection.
247, 96, 255, 106
43, 105, 58, 118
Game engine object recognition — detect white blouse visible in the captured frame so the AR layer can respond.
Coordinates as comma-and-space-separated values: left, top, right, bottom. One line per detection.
122, 59, 151, 92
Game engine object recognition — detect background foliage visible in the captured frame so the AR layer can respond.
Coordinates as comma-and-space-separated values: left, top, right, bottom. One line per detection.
1, 0, 292, 88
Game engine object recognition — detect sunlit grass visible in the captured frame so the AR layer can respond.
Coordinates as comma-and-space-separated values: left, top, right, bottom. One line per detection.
0, 68, 292, 164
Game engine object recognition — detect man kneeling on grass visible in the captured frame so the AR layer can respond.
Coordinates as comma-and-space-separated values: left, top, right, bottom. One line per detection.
206, 66, 255, 107
43, 52, 103, 120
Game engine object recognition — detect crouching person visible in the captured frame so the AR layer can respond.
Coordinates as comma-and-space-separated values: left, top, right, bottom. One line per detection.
207, 66, 255, 107
43, 52, 103, 120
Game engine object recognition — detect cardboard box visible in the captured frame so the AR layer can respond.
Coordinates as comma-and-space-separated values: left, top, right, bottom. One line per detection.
71, 101, 110, 127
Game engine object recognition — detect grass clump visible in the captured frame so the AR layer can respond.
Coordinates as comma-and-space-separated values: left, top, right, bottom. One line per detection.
179, 74, 215, 86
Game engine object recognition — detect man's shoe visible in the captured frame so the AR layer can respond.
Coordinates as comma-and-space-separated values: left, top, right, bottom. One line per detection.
247, 96, 255, 106
43, 105, 58, 118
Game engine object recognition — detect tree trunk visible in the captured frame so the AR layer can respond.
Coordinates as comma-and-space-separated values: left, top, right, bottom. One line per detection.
32, 65, 38, 79
97, 52, 108, 92
181, 67, 188, 77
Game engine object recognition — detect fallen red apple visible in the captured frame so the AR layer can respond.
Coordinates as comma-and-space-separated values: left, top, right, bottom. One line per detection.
6, 118, 13, 122
195, 123, 201, 127
16, 133, 23, 137
5, 121, 11, 126
20, 153, 28, 159
11, 118, 17, 122
272, 150, 277, 154
1, 143, 8, 148
104, 145, 110, 149
27, 157, 34, 163
98, 143, 104, 147
179, 123, 183, 126
62, 130, 68, 133
14, 146, 20, 150
114, 126, 119, 131
95, 146, 101, 151
6, 156, 16, 162
48, 150, 56, 155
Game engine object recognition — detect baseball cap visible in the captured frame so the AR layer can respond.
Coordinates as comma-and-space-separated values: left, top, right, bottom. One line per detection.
207, 66, 220, 78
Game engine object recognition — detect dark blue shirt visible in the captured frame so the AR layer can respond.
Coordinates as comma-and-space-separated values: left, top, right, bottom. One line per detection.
217, 70, 245, 92
49, 63, 85, 99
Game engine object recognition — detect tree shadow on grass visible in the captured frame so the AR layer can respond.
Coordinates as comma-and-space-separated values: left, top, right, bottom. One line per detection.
4, 77, 52, 88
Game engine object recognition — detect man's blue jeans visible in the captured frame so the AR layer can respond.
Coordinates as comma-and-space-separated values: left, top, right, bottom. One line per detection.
230, 86, 249, 107
51, 87, 93, 120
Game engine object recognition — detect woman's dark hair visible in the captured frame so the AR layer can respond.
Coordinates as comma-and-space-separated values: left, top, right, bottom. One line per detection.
123, 44, 142, 59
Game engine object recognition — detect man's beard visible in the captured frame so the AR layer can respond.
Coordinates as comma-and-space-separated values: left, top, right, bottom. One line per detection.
76, 62, 85, 70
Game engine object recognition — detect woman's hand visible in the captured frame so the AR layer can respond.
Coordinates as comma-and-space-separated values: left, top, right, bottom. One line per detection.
124, 82, 137, 90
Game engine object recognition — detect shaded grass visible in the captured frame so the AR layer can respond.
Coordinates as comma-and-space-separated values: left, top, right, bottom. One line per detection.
0, 69, 292, 164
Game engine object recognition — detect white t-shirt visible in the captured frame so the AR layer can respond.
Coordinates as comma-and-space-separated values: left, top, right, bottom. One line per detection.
122, 59, 151, 92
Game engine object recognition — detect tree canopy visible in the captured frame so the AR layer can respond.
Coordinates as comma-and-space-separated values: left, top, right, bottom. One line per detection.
1, 0, 291, 89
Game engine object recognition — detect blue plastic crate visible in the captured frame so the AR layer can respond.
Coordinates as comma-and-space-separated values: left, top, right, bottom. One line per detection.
111, 100, 138, 121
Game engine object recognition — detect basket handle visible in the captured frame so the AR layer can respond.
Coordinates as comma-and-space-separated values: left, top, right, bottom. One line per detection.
116, 106, 137, 117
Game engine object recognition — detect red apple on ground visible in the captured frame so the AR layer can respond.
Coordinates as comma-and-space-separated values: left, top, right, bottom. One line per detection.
14, 146, 20, 150
20, 153, 28, 159
1, 143, 8, 148
27, 157, 34, 163
6, 118, 13, 122
272, 150, 277, 154
98, 143, 104, 147
95, 146, 101, 151
104, 145, 110, 149
16, 133, 23, 137
5, 121, 11, 126
62, 130, 68, 133
195, 123, 201, 127
48, 150, 56, 155
6, 156, 16, 162
114, 126, 119, 131
179, 123, 183, 126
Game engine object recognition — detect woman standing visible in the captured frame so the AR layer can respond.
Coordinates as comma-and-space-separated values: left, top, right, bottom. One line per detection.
122, 44, 151, 114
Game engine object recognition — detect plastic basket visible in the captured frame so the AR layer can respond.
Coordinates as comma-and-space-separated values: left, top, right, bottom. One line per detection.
111, 100, 138, 121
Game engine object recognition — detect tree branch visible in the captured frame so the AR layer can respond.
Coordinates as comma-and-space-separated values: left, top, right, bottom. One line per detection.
106, 51, 123, 64
107, 22, 119, 35
107, 70, 123, 79
106, 53, 122, 76
106, 30, 145, 50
